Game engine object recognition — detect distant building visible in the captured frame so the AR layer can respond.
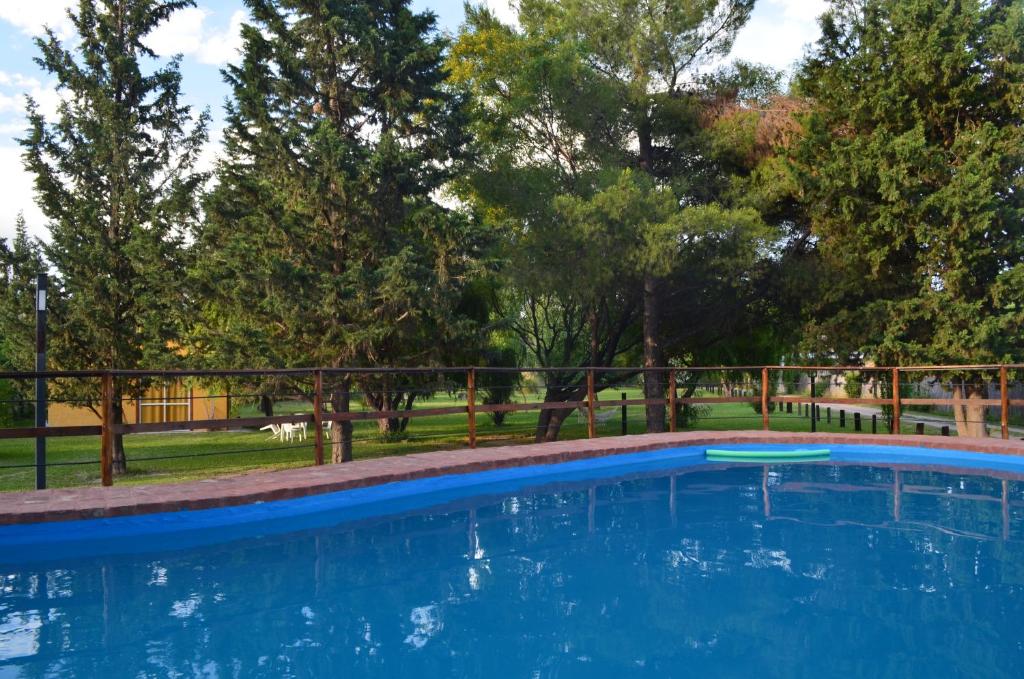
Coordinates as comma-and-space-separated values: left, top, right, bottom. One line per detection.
49, 381, 230, 427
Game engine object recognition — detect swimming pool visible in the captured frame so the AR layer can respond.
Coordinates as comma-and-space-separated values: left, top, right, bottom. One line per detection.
2, 443, 1024, 677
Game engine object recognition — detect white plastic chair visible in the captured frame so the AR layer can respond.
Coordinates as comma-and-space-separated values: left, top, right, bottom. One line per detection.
576, 405, 619, 424
280, 423, 302, 442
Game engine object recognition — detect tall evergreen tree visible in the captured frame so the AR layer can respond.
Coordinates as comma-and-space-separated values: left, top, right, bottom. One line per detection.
0, 216, 49, 427
792, 0, 1024, 436
543, 0, 755, 432
194, 0, 487, 461
21, 0, 209, 472
0, 215, 48, 372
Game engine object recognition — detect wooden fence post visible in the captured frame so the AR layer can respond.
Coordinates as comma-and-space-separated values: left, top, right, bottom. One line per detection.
668, 369, 677, 433
1000, 365, 1009, 440
891, 367, 901, 434
100, 372, 113, 487
761, 367, 769, 431
809, 374, 816, 433
313, 369, 324, 465
467, 368, 477, 448
586, 369, 596, 439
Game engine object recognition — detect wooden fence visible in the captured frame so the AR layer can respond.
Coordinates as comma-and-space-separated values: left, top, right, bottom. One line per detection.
0, 364, 1021, 487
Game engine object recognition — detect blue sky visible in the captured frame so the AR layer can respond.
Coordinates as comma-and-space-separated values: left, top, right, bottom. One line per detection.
0, 0, 826, 238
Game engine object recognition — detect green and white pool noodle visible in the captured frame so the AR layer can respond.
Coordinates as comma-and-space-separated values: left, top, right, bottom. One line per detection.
705, 448, 830, 461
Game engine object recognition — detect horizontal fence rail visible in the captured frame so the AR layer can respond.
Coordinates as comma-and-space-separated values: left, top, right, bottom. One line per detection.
0, 364, 1022, 490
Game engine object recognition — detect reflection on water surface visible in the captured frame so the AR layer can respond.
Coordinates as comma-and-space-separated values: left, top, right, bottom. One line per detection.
3, 462, 1024, 678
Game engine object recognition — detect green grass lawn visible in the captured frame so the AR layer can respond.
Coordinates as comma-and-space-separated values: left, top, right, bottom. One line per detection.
0, 389, 960, 492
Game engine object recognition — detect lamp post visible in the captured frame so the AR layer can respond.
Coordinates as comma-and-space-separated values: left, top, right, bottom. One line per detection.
35, 273, 47, 490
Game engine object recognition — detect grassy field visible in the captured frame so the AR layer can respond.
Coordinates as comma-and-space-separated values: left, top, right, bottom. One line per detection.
0, 389, 959, 492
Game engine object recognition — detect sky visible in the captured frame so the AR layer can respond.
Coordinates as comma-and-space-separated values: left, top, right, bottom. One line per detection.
0, 0, 827, 239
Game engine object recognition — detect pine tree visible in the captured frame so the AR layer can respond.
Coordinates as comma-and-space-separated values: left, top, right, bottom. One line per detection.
793, 0, 1024, 436
451, 0, 766, 437
21, 0, 209, 472
0, 214, 48, 372
194, 0, 487, 461
0, 215, 49, 426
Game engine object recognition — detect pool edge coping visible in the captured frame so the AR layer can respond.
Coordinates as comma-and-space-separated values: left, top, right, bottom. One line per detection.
4, 431, 1024, 525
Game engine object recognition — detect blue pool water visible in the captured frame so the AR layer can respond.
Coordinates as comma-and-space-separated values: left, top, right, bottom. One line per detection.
2, 444, 1024, 677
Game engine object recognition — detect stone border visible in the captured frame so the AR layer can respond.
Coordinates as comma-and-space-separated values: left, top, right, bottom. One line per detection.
4, 431, 1024, 526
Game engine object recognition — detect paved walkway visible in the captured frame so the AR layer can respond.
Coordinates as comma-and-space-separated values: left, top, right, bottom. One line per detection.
4, 431, 1024, 526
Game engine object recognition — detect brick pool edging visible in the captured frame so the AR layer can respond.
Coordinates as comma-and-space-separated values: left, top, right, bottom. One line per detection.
4, 431, 1024, 526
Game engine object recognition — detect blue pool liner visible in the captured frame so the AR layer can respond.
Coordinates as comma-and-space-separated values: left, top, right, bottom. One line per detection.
3, 443, 1024, 564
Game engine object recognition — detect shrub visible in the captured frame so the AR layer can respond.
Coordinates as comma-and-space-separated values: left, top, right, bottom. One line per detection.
843, 371, 863, 399
0, 380, 15, 428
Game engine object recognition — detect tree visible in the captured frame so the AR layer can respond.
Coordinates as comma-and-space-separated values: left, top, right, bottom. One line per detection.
792, 0, 1024, 436
0, 215, 49, 426
193, 0, 489, 461
451, 1, 774, 438
21, 0, 209, 472
549, 0, 755, 432
449, 7, 644, 440
0, 215, 47, 373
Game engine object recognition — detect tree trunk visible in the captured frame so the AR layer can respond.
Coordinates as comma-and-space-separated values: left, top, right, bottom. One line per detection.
643, 272, 665, 433
952, 381, 989, 438
259, 395, 273, 417
637, 111, 665, 433
330, 380, 353, 463
534, 407, 553, 443
534, 385, 580, 443
542, 407, 573, 442
374, 392, 415, 434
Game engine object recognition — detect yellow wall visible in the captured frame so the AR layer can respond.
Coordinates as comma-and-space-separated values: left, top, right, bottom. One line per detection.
48, 384, 230, 427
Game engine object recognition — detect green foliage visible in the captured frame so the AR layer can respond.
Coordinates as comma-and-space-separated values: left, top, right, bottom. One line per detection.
810, 377, 830, 398
18, 0, 210, 471
194, 0, 487, 376
25, 0, 208, 368
477, 345, 523, 426
0, 381, 15, 428
793, 0, 1024, 365
843, 371, 863, 399
449, 1, 785, 383
19, 0, 208, 386
0, 214, 45, 372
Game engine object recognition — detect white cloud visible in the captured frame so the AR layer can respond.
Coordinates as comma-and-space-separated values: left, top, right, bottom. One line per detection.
196, 10, 246, 65
146, 7, 246, 66
0, 1, 75, 38
0, 72, 43, 90
0, 122, 27, 135
146, 6, 208, 57
483, 0, 517, 26
0, 2, 246, 66
772, 0, 829, 24
0, 93, 20, 114
729, 0, 827, 73
196, 134, 223, 177
0, 70, 69, 240
0, 71, 65, 123
0, 146, 47, 240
